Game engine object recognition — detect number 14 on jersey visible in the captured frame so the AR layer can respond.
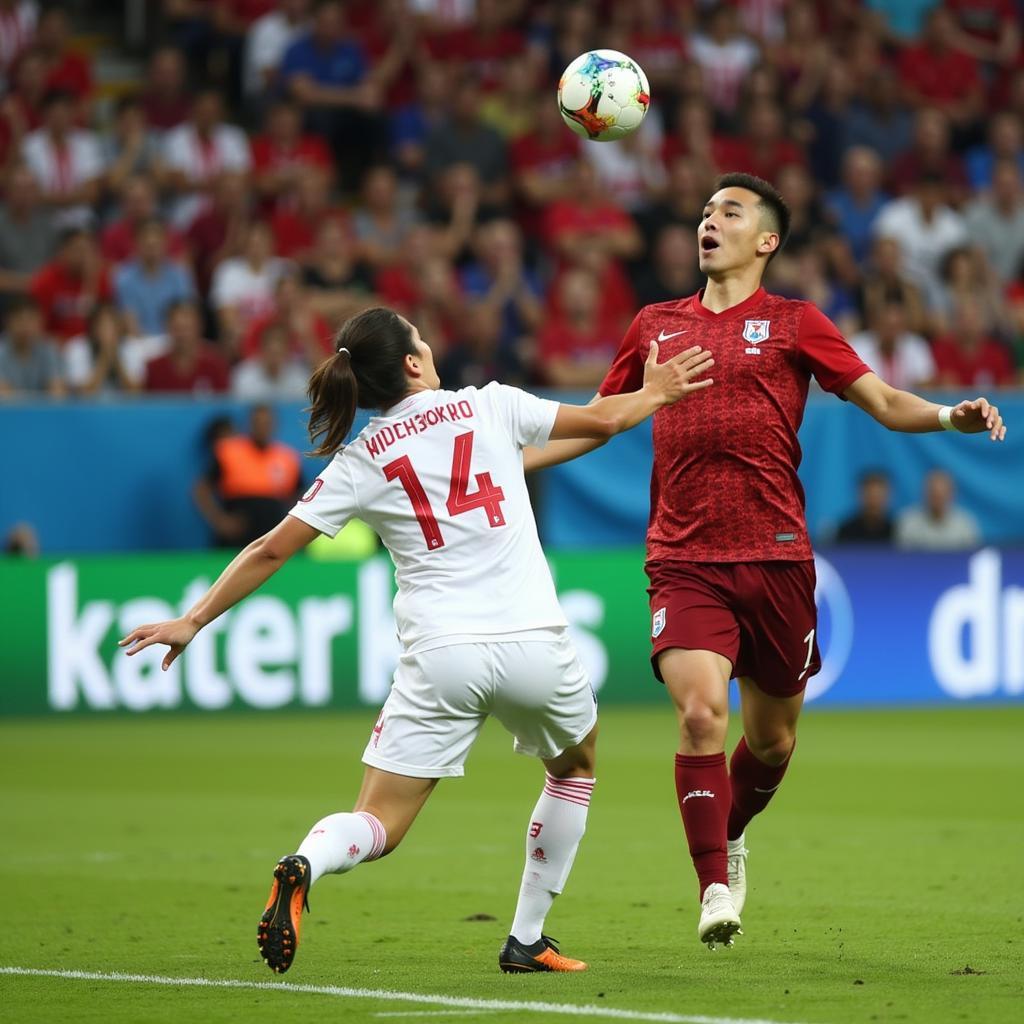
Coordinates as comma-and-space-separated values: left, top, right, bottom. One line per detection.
383, 430, 507, 551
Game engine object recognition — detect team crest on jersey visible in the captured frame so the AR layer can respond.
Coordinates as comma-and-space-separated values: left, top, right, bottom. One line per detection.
652, 606, 666, 638
743, 320, 770, 343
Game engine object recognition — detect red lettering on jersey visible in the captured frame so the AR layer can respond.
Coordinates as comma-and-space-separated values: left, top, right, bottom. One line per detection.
366, 436, 381, 459
457, 400, 473, 418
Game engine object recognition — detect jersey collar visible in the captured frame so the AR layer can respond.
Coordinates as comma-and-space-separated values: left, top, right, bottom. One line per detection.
381, 390, 432, 418
690, 286, 767, 321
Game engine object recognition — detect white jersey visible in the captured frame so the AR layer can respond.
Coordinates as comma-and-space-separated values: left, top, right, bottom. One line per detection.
289, 383, 566, 652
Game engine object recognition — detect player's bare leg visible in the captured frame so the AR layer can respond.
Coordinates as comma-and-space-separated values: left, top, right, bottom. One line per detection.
259, 768, 436, 973
500, 725, 597, 973
659, 648, 741, 948
725, 679, 804, 915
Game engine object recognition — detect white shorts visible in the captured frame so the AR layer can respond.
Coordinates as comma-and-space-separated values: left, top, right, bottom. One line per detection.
361, 628, 597, 779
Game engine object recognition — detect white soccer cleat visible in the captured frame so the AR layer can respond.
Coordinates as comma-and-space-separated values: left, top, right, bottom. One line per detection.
727, 834, 748, 915
698, 882, 742, 949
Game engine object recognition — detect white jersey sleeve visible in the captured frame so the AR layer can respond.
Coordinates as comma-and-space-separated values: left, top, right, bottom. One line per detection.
287, 453, 359, 538
479, 380, 559, 450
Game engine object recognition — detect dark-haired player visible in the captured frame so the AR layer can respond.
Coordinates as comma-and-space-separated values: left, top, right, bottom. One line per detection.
526, 172, 1006, 949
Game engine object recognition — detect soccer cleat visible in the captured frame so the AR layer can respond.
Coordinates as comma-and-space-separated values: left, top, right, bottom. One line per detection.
698, 882, 742, 950
498, 934, 588, 973
727, 834, 748, 915
258, 854, 311, 974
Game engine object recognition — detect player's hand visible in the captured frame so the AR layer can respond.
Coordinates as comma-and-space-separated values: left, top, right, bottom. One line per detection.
119, 617, 200, 671
950, 397, 1006, 441
644, 341, 714, 405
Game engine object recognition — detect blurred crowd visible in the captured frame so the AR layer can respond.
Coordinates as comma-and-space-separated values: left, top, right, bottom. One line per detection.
1, 0, 1024, 402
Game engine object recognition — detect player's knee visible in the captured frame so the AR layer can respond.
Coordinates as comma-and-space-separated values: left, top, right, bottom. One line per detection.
748, 733, 795, 766
680, 702, 727, 746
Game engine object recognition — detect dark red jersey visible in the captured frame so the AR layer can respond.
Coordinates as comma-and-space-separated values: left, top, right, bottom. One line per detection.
599, 288, 870, 564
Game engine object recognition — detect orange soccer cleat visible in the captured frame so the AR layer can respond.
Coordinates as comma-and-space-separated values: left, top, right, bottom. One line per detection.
498, 934, 588, 973
257, 854, 311, 974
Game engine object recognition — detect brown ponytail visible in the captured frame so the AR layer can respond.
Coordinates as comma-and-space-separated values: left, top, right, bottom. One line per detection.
306, 306, 417, 458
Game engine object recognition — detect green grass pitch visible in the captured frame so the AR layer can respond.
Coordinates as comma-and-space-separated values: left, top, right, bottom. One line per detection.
2, 704, 1022, 1024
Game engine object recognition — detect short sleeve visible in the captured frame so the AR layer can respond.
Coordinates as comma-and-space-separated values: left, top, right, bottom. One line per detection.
287, 455, 359, 538
481, 382, 559, 450
796, 304, 871, 396
597, 311, 645, 396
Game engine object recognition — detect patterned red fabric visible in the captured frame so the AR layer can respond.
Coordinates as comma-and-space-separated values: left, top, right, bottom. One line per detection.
599, 289, 870, 563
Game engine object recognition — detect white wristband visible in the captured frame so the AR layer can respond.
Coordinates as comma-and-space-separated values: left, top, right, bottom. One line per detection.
938, 405, 956, 431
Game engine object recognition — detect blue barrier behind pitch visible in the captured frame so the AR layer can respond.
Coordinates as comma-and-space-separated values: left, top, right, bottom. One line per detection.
1, 392, 1022, 552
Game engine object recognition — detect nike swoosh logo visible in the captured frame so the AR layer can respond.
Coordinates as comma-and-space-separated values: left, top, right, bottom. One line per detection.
658, 329, 688, 342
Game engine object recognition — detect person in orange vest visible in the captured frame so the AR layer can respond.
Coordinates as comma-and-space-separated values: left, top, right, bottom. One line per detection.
193, 404, 303, 547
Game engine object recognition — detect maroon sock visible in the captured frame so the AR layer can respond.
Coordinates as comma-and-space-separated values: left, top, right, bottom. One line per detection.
726, 737, 794, 841
674, 752, 730, 898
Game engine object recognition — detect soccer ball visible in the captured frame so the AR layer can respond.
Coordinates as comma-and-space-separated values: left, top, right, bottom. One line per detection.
557, 50, 650, 142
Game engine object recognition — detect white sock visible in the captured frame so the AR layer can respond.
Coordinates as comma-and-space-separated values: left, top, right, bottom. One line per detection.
509, 773, 595, 945
295, 811, 387, 886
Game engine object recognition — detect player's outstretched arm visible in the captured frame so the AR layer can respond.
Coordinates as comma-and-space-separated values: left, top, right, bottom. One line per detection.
844, 372, 1007, 441
526, 343, 714, 469
118, 516, 321, 670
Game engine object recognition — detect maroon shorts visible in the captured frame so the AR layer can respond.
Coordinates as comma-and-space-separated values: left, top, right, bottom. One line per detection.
645, 560, 821, 698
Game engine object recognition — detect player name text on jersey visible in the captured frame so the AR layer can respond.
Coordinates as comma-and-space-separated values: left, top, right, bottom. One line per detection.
365, 400, 475, 460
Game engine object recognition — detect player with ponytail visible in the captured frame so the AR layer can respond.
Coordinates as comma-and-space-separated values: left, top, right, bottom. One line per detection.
120, 305, 714, 976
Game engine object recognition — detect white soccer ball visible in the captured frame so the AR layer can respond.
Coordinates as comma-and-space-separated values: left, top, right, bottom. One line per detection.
557, 50, 651, 142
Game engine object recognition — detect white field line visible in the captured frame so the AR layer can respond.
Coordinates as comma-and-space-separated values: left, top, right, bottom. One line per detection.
374, 1012, 502, 1018
0, 966, 813, 1024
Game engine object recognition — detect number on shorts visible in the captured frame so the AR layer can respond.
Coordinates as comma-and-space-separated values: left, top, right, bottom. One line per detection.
382, 430, 506, 551
797, 628, 815, 681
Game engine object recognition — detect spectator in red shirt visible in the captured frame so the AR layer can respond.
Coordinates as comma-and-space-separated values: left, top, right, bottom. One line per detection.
239, 268, 332, 365
661, 97, 732, 175
946, 0, 1020, 68
886, 107, 970, 202
34, 6, 93, 117
29, 227, 113, 341
251, 98, 333, 211
185, 170, 253, 296
542, 159, 642, 328
543, 159, 643, 272
374, 223, 463, 346
619, 0, 689, 105
931, 296, 1015, 387
509, 97, 581, 238
101, 175, 187, 265
538, 266, 623, 389
269, 164, 347, 262
424, 0, 525, 93
140, 46, 192, 134
898, 7, 983, 129
723, 100, 806, 185
144, 298, 230, 394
